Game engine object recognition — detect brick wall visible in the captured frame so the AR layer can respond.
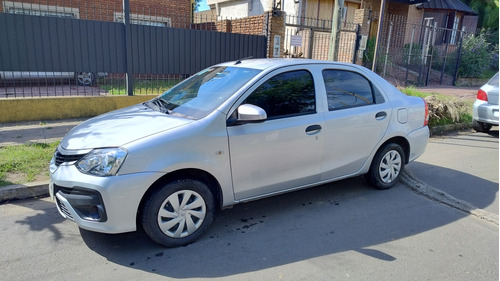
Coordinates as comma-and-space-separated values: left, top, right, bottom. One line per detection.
230, 14, 267, 35
191, 14, 266, 35
1, 0, 192, 27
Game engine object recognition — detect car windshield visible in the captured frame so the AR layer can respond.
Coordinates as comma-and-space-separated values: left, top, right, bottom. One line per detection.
152, 66, 261, 119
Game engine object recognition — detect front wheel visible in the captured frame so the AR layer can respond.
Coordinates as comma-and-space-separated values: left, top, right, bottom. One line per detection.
141, 179, 215, 247
366, 143, 405, 190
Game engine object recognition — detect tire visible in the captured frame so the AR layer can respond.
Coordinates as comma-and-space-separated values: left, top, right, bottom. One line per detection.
366, 143, 405, 190
472, 120, 492, 133
141, 179, 215, 247
76, 72, 95, 86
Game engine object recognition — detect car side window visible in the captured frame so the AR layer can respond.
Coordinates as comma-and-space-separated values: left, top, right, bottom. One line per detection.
322, 70, 376, 111
245, 70, 316, 120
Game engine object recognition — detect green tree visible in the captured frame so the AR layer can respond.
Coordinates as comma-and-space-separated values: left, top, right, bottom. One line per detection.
463, 0, 499, 30
193, 0, 203, 12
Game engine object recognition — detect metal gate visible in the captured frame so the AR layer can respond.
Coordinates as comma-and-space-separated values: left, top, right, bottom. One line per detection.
283, 15, 360, 63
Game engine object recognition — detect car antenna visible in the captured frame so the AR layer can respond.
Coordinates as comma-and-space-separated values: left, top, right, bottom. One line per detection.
235, 56, 253, 65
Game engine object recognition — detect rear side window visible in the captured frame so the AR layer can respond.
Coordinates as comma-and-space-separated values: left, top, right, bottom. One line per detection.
322, 70, 375, 111
245, 70, 316, 119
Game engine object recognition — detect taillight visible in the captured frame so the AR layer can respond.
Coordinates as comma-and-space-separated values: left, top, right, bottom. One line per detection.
477, 89, 488, 101
423, 98, 429, 127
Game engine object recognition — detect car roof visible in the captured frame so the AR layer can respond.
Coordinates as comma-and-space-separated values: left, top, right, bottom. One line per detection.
216, 58, 356, 71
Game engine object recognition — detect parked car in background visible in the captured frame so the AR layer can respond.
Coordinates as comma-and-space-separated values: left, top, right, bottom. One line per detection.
472, 72, 499, 133
0, 71, 107, 86
49, 59, 430, 247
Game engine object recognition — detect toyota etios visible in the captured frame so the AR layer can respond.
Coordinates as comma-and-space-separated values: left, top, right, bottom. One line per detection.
49, 59, 429, 247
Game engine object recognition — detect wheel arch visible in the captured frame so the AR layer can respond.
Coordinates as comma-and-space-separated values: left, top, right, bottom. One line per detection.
379, 136, 410, 164
137, 168, 223, 225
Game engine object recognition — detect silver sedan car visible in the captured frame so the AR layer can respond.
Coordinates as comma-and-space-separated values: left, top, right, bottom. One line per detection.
472, 72, 499, 133
49, 59, 430, 247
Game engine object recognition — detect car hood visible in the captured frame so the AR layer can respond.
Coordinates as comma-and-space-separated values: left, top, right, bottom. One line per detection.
60, 104, 193, 150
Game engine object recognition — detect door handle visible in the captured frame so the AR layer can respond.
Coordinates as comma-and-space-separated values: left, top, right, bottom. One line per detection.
305, 124, 322, 135
375, 111, 387, 120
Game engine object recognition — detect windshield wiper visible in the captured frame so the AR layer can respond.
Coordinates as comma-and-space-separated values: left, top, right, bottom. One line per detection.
145, 98, 179, 114
144, 99, 163, 112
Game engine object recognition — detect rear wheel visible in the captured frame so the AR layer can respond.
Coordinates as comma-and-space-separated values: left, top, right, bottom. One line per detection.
141, 179, 215, 247
472, 120, 492, 133
366, 143, 405, 190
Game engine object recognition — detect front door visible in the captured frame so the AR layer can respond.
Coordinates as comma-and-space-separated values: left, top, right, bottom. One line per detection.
227, 69, 324, 200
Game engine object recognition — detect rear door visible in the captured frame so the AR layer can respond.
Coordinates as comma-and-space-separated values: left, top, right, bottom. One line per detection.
319, 67, 392, 180
227, 67, 324, 200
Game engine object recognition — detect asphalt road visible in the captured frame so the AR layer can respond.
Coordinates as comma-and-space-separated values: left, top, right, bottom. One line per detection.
0, 131, 498, 281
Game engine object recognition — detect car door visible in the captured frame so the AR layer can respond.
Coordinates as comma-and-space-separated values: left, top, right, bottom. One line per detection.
227, 68, 324, 201
319, 67, 392, 180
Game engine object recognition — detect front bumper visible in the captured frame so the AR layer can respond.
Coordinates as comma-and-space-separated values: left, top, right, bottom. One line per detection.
473, 101, 499, 126
50, 164, 163, 234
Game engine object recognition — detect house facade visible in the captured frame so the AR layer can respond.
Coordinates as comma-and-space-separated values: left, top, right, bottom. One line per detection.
415, 0, 478, 45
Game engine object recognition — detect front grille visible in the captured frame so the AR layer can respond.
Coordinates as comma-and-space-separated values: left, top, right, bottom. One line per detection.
56, 198, 74, 221
54, 151, 85, 166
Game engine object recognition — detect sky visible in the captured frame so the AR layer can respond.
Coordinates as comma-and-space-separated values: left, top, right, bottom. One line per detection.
198, 0, 210, 11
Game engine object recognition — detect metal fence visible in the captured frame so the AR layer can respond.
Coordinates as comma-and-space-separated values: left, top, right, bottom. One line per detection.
0, 0, 267, 98
364, 13, 497, 87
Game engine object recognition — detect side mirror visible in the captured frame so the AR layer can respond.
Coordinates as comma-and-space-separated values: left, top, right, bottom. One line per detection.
227, 104, 267, 126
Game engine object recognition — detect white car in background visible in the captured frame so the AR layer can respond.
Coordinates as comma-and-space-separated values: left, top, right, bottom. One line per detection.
472, 72, 499, 133
49, 59, 430, 247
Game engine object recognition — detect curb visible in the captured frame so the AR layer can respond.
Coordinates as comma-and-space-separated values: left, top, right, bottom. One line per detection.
430, 122, 472, 136
401, 169, 499, 225
0, 181, 49, 203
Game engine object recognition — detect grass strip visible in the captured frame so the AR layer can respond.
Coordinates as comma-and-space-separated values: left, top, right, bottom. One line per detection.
0, 141, 59, 187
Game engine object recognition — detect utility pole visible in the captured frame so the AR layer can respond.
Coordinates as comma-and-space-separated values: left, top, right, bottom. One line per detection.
328, 0, 344, 61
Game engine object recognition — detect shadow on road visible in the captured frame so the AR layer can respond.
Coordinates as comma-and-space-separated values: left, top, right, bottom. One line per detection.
73, 173, 496, 278
13, 197, 66, 241
408, 162, 499, 214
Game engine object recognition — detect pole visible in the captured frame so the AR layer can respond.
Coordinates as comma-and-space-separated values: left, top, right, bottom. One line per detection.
452, 27, 466, 86
328, 0, 344, 61
123, 0, 134, 96
405, 25, 415, 85
382, 21, 393, 77
371, 0, 385, 72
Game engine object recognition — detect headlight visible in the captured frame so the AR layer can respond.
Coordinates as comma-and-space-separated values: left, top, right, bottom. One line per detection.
49, 153, 57, 174
76, 148, 128, 177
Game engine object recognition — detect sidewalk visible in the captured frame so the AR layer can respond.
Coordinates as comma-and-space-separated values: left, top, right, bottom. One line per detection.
416, 85, 478, 102
0, 118, 86, 146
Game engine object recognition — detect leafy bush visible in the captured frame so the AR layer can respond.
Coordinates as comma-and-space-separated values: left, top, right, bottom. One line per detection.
363, 36, 376, 65
491, 44, 499, 70
457, 32, 492, 78
363, 37, 396, 73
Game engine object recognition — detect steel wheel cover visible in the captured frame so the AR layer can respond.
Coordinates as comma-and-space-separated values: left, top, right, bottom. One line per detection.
378, 150, 402, 184
157, 190, 207, 238
77, 73, 93, 85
